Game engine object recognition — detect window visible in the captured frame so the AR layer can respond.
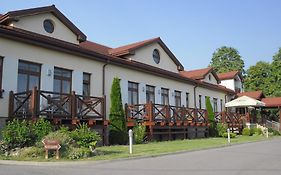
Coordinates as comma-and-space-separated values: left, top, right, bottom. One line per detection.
17, 60, 41, 92
199, 95, 202, 109
220, 99, 223, 112
146, 85, 155, 103
213, 98, 218, 112
186, 92, 189, 108
161, 88, 169, 105
53, 67, 72, 94
0, 57, 3, 96
43, 19, 54, 33
152, 49, 160, 64
83, 73, 91, 96
208, 74, 211, 81
175, 90, 181, 107
128, 81, 138, 105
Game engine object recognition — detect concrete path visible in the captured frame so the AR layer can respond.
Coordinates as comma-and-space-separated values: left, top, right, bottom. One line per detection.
1, 139, 281, 175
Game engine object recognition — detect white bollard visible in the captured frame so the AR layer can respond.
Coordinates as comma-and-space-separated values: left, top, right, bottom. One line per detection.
129, 129, 133, 154
266, 128, 269, 138
227, 128, 231, 144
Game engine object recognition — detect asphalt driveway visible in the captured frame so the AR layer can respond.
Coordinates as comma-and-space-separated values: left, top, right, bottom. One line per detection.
1, 138, 281, 175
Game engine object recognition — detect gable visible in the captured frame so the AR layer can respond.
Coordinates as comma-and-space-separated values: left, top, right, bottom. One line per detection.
0, 5, 86, 44
203, 72, 219, 85
124, 42, 180, 73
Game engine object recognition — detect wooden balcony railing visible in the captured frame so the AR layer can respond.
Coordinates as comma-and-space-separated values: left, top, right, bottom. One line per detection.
125, 102, 208, 126
8, 87, 105, 121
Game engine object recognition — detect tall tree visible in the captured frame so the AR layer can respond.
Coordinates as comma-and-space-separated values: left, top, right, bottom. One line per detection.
209, 46, 245, 74
271, 49, 281, 96
109, 77, 127, 145
244, 61, 272, 96
273, 48, 281, 62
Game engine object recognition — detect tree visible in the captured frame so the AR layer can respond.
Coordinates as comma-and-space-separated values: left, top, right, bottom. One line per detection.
273, 48, 281, 62
244, 61, 273, 96
209, 46, 245, 74
205, 97, 216, 136
109, 77, 127, 145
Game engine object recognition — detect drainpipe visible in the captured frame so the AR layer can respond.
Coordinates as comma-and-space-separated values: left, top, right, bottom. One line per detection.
193, 84, 198, 109
102, 61, 109, 96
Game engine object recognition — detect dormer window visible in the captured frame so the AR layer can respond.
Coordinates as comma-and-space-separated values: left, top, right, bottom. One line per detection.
208, 74, 211, 81
43, 19, 54, 33
153, 49, 160, 64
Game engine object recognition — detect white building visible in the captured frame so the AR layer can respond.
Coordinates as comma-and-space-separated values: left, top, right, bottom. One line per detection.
217, 71, 243, 93
0, 5, 235, 130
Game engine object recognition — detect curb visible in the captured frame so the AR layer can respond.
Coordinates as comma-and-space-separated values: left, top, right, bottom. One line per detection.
0, 137, 278, 166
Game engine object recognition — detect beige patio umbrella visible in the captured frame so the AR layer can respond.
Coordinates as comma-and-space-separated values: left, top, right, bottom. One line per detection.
225, 96, 265, 108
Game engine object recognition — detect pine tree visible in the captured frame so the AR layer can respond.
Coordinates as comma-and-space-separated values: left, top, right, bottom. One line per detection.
109, 77, 127, 145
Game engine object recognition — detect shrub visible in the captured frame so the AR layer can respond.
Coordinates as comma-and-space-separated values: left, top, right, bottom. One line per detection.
67, 147, 92, 160
43, 130, 74, 157
2, 119, 32, 149
31, 118, 52, 142
273, 130, 281, 136
242, 128, 251, 136
256, 128, 263, 135
19, 146, 44, 158
109, 77, 127, 145
133, 125, 146, 144
222, 132, 237, 138
216, 123, 227, 137
70, 123, 101, 149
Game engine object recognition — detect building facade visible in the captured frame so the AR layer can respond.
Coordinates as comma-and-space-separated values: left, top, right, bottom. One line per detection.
0, 5, 235, 129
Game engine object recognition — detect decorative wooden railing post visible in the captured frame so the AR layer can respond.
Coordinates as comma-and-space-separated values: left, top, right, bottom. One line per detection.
221, 111, 226, 123
181, 106, 185, 122
31, 86, 38, 119
71, 91, 77, 119
8, 91, 14, 119
194, 108, 198, 123
147, 101, 154, 140
165, 105, 170, 122
205, 109, 209, 124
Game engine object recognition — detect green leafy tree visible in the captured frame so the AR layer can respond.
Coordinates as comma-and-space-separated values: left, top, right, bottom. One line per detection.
210, 46, 245, 74
205, 97, 216, 136
273, 48, 281, 62
109, 77, 127, 145
244, 61, 273, 96
271, 49, 281, 96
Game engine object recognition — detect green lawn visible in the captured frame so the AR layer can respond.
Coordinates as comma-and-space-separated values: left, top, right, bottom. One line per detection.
0, 135, 272, 161
91, 135, 269, 161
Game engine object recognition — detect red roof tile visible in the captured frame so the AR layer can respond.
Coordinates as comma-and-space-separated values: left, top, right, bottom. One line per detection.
80, 41, 111, 55
180, 67, 220, 83
217, 71, 243, 81
109, 37, 184, 70
262, 97, 281, 107
237, 91, 265, 100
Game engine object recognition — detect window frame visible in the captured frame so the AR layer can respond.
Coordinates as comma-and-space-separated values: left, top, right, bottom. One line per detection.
174, 90, 181, 107
128, 81, 139, 105
17, 60, 41, 92
161, 88, 169, 105
220, 99, 223, 112
83, 72, 91, 97
0, 57, 3, 97
213, 98, 218, 112
146, 85, 155, 103
186, 92, 189, 108
53, 67, 72, 94
199, 95, 202, 109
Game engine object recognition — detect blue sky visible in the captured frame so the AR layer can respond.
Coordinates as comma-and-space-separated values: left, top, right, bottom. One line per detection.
1, 0, 281, 70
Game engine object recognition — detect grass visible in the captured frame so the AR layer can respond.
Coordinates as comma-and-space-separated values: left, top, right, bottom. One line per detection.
0, 135, 272, 161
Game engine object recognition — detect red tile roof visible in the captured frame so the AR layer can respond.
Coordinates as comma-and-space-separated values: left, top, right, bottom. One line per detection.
262, 97, 281, 107
217, 71, 243, 81
180, 67, 220, 83
80, 41, 111, 55
109, 37, 184, 70
237, 91, 265, 100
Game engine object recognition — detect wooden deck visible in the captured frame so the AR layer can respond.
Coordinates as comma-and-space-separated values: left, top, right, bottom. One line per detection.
8, 87, 109, 144
125, 102, 210, 141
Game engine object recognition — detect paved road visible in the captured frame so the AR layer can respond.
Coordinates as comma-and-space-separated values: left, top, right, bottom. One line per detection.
1, 139, 281, 175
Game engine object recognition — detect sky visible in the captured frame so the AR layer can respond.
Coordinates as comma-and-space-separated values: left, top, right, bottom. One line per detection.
1, 0, 281, 71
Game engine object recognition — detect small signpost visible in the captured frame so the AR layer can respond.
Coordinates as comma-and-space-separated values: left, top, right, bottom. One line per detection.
42, 139, 61, 160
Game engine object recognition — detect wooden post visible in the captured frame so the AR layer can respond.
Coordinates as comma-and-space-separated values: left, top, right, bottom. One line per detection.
147, 101, 154, 140
194, 108, 198, 123
31, 86, 38, 119
221, 111, 226, 123
71, 91, 77, 119
8, 91, 14, 119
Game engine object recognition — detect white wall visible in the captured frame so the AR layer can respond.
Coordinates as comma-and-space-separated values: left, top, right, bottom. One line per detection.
220, 79, 235, 91
0, 37, 104, 117
126, 42, 179, 73
10, 13, 79, 44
